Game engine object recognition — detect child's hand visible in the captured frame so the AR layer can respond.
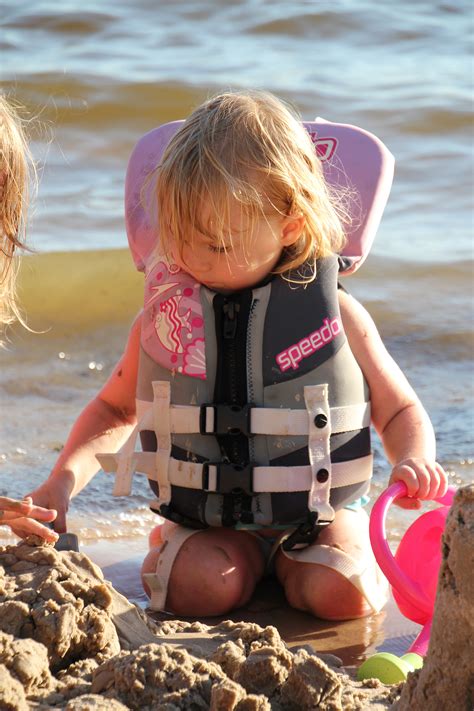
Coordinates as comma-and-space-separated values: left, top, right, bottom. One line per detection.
11, 473, 75, 537
0, 496, 59, 543
388, 458, 449, 509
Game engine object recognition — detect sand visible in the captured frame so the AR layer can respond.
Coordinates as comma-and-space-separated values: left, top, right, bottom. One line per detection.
0, 485, 472, 710
0, 542, 397, 709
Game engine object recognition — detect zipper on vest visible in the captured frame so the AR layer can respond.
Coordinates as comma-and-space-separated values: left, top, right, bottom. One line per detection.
222, 297, 242, 464
223, 301, 239, 340
246, 298, 258, 463
213, 291, 252, 525
223, 299, 240, 412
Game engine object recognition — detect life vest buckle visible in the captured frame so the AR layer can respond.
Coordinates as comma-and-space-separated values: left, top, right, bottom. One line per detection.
202, 461, 254, 494
281, 512, 331, 551
199, 403, 252, 436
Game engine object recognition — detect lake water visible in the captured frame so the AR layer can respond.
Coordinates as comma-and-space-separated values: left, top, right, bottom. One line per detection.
1, 0, 472, 545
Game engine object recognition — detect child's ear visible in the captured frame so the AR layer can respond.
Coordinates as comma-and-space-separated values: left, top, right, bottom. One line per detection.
280, 214, 305, 247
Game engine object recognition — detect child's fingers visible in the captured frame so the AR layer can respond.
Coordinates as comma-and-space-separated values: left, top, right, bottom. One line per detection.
425, 463, 441, 501
27, 505, 57, 523
0, 503, 57, 523
391, 465, 417, 497
391, 459, 450, 504
9, 518, 59, 542
0, 496, 33, 516
391, 462, 430, 498
421, 462, 449, 501
436, 463, 449, 499
414, 464, 431, 499
394, 496, 422, 510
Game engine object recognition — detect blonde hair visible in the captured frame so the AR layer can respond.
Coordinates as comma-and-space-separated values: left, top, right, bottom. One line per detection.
0, 95, 34, 337
156, 90, 348, 282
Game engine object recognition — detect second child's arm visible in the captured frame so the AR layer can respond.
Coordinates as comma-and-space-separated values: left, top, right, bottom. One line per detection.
339, 290, 448, 509
27, 313, 143, 532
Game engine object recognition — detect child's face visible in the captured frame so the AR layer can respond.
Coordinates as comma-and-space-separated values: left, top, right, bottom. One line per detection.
171, 201, 302, 293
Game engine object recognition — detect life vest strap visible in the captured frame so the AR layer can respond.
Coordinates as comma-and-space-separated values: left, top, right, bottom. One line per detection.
142, 525, 200, 611
96, 424, 139, 497
151, 381, 172, 506
135, 398, 371, 437
100, 451, 372, 494
304, 384, 333, 517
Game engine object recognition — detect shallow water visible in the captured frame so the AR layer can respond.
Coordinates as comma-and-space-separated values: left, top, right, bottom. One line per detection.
1, 0, 472, 542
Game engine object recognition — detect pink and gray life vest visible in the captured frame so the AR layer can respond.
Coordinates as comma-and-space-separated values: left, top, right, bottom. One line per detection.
97, 118, 394, 543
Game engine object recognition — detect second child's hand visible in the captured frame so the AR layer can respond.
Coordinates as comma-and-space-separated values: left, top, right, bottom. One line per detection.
0, 496, 59, 542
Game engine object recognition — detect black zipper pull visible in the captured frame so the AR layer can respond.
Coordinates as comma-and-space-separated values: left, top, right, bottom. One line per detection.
223, 300, 240, 339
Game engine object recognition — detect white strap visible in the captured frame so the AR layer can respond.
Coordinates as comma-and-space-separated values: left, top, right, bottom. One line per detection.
102, 452, 372, 493
96, 396, 157, 497
250, 402, 370, 435
152, 381, 172, 506
102, 387, 371, 503
247, 456, 371, 493
136, 399, 370, 436
304, 384, 334, 521
282, 543, 389, 613
95, 425, 140, 497
142, 526, 201, 611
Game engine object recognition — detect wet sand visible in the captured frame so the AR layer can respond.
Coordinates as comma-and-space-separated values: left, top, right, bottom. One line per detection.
0, 539, 401, 710
82, 538, 419, 667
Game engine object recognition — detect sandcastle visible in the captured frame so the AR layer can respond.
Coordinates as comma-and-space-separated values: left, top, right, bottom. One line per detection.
394, 484, 473, 710
0, 485, 472, 710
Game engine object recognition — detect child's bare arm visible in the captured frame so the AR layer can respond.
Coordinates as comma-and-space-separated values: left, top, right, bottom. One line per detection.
24, 313, 142, 532
339, 290, 448, 508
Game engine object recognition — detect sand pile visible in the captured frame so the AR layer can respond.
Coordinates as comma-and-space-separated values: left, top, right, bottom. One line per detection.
394, 484, 474, 710
0, 538, 398, 710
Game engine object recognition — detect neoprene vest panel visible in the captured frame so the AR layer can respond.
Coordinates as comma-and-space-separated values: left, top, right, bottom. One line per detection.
130, 253, 371, 530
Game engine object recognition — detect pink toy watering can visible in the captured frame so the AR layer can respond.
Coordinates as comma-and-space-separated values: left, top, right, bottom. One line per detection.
358, 481, 456, 683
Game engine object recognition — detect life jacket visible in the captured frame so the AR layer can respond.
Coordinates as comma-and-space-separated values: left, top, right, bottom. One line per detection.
98, 117, 394, 543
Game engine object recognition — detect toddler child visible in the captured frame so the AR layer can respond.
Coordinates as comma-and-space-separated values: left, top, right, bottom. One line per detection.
0, 94, 58, 542
22, 91, 447, 618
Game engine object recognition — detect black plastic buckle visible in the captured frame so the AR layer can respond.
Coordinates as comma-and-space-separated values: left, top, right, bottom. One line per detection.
202, 461, 254, 494
281, 512, 331, 551
158, 504, 208, 530
199, 403, 252, 436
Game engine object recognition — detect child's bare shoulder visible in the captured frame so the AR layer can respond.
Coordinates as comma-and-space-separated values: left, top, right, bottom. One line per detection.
337, 289, 396, 384
338, 289, 380, 341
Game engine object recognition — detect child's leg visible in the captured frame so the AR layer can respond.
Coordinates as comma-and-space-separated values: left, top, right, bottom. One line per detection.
142, 523, 265, 617
275, 508, 388, 621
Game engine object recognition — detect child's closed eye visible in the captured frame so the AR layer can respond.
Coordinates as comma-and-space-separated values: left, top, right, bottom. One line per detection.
208, 243, 231, 254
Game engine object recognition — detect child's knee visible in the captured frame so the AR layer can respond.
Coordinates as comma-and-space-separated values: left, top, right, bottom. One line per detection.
280, 559, 372, 621
142, 530, 262, 616
170, 533, 259, 615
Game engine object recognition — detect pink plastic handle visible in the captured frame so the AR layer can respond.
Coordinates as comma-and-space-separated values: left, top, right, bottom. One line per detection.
369, 482, 456, 612
408, 619, 432, 657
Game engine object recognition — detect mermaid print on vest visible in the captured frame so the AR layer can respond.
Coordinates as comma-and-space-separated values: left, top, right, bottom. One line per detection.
97, 117, 394, 539
142, 257, 206, 378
